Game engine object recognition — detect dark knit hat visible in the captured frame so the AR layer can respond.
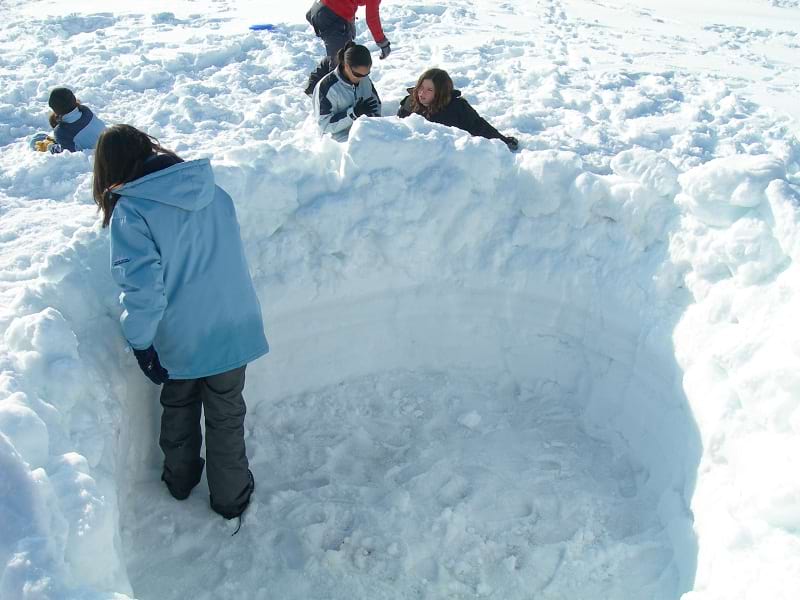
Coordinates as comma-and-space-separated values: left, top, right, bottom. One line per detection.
48, 87, 78, 115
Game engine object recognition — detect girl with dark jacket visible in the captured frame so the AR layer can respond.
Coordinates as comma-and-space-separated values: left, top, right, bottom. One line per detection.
93, 125, 268, 520
397, 69, 519, 151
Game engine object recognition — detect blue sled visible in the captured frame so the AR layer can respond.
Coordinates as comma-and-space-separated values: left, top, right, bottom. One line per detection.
249, 24, 276, 31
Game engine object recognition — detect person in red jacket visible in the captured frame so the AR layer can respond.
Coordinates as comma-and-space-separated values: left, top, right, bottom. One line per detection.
304, 0, 391, 96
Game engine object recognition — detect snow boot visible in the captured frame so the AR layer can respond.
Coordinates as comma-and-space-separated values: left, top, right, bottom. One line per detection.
162, 457, 205, 500
211, 469, 254, 519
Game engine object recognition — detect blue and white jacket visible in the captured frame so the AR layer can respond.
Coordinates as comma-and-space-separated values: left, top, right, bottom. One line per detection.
53, 105, 106, 152
110, 158, 269, 379
313, 65, 382, 141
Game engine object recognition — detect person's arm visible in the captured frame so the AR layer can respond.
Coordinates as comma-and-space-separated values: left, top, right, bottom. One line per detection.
314, 80, 357, 136
52, 125, 76, 152
457, 98, 505, 140
109, 202, 167, 350
367, 78, 382, 116
397, 95, 413, 118
365, 0, 386, 45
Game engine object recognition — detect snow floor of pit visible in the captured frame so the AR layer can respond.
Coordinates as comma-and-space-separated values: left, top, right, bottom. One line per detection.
122, 366, 681, 600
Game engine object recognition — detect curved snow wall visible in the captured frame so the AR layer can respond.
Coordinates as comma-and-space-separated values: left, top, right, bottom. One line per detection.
213, 117, 702, 596
5, 116, 799, 598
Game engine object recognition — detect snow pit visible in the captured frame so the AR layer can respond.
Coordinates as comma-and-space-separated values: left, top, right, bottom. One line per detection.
115, 119, 701, 599
4, 0, 800, 598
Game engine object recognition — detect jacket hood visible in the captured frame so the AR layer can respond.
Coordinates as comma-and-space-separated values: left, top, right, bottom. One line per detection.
116, 158, 215, 211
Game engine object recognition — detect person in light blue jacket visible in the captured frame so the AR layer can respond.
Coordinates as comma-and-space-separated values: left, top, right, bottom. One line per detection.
93, 124, 268, 521
48, 87, 106, 153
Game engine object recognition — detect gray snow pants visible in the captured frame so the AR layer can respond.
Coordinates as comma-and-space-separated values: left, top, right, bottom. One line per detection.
305, 2, 356, 94
159, 365, 252, 518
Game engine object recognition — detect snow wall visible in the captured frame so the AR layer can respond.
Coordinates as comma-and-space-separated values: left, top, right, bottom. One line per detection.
2, 115, 800, 599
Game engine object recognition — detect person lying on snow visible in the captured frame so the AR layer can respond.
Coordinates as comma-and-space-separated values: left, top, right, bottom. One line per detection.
46, 86, 106, 153
397, 68, 519, 151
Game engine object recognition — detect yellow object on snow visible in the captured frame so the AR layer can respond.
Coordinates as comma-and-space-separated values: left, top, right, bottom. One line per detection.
34, 137, 56, 152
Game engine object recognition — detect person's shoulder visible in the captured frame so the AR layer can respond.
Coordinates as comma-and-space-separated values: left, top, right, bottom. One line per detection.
448, 93, 475, 113
318, 69, 341, 88
449, 90, 466, 104
109, 194, 138, 223
319, 69, 341, 93
397, 94, 413, 117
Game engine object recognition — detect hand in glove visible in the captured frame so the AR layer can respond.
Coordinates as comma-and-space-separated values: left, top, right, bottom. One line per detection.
377, 38, 391, 60
133, 345, 170, 385
353, 96, 379, 118
503, 136, 519, 152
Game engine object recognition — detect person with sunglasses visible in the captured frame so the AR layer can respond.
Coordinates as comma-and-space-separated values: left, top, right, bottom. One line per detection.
314, 42, 382, 142
397, 68, 519, 151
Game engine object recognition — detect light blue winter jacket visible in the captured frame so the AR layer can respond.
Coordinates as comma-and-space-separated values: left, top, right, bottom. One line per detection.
109, 158, 269, 379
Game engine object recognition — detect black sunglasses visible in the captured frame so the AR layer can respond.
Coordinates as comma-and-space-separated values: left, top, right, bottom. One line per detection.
350, 68, 371, 78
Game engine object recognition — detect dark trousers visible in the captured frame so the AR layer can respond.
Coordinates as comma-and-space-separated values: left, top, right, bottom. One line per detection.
159, 366, 251, 516
305, 3, 356, 94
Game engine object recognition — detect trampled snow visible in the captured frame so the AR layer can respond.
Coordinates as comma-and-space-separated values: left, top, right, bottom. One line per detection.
1, 1, 799, 599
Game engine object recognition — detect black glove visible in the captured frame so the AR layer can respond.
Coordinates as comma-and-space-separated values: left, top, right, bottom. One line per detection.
377, 38, 391, 60
503, 136, 519, 151
133, 345, 170, 385
353, 96, 379, 118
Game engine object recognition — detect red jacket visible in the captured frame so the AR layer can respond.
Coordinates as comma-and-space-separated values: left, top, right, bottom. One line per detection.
322, 0, 385, 43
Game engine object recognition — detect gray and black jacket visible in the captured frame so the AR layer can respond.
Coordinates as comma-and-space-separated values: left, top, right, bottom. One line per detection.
53, 105, 107, 152
313, 65, 382, 142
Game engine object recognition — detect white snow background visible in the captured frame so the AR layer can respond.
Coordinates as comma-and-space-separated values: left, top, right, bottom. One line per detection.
1, 0, 800, 598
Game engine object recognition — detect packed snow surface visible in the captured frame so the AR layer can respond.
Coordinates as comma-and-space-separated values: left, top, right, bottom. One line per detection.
1, 1, 800, 599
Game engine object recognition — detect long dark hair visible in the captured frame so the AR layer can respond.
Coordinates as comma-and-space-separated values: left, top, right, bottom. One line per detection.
336, 41, 372, 70
409, 68, 454, 116
92, 124, 179, 227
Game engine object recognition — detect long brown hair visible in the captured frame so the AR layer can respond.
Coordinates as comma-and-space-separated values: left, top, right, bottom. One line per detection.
408, 68, 454, 116
92, 124, 179, 227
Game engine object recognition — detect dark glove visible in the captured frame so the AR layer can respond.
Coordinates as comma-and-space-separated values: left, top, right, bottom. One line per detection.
377, 38, 391, 60
503, 136, 519, 151
48, 143, 63, 154
353, 96, 379, 118
133, 345, 169, 385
